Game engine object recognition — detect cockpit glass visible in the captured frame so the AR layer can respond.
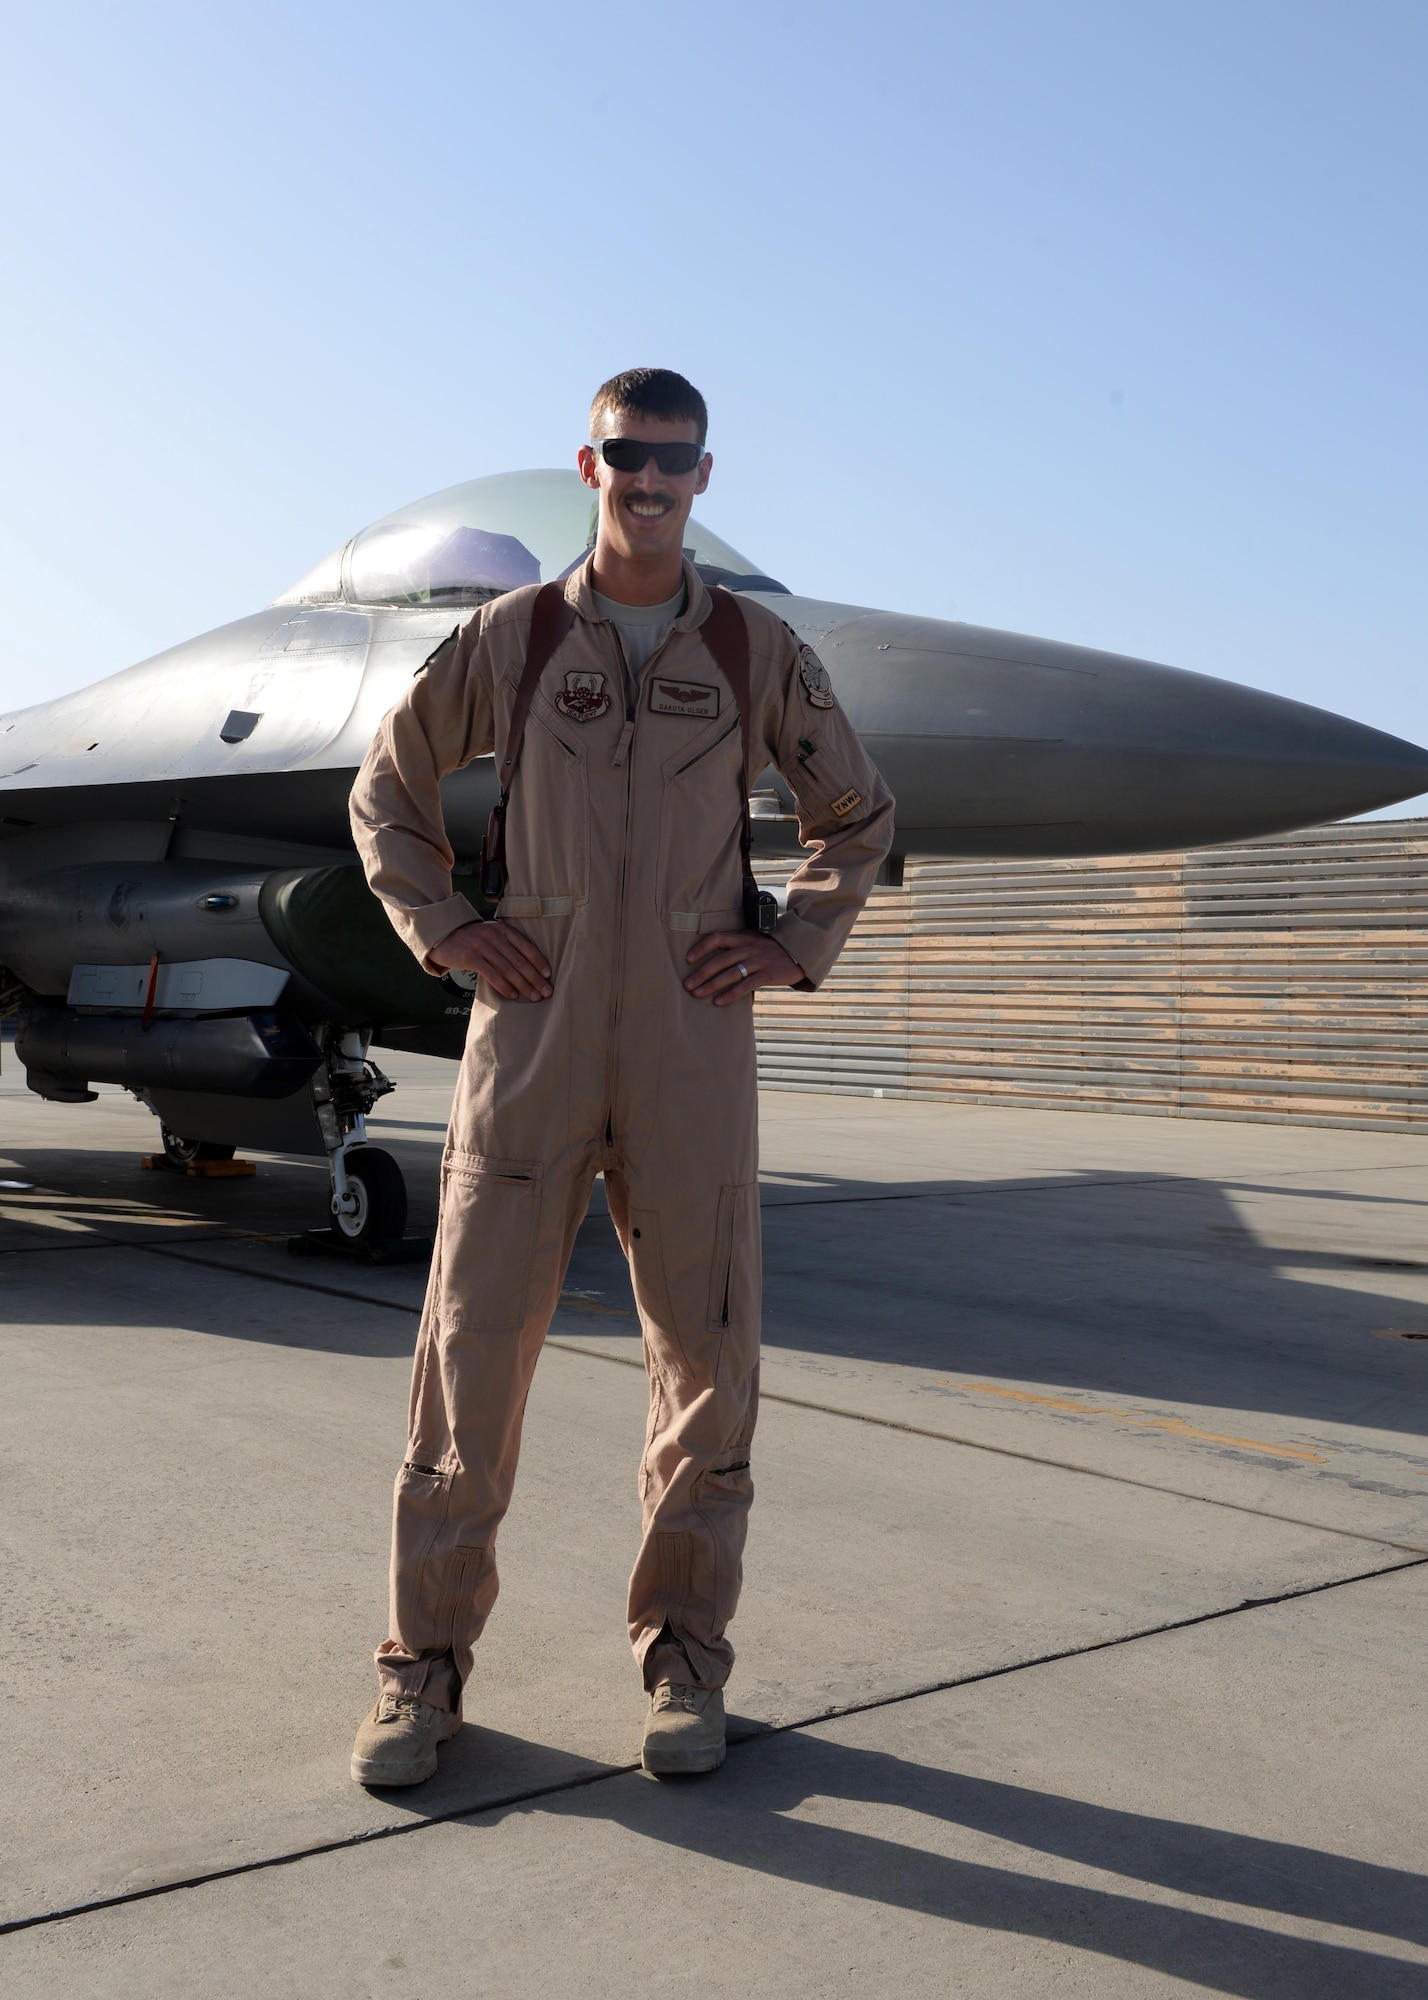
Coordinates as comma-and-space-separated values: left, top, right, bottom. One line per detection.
328, 469, 779, 607
348, 522, 541, 602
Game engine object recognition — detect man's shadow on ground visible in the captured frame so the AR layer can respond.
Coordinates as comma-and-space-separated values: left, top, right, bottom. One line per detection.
446, 1724, 1428, 1998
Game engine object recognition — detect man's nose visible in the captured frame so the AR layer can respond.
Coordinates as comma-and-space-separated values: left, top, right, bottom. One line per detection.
629, 453, 664, 489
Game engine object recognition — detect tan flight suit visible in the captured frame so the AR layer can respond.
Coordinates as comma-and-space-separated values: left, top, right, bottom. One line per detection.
350, 555, 893, 1715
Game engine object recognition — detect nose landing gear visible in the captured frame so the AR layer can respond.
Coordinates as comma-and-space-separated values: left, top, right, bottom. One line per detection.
290, 1031, 427, 1263
332, 1142, 407, 1245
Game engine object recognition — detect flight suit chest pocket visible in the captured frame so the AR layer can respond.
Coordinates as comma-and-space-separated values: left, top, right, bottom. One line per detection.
655, 717, 744, 925
435, 1151, 543, 1332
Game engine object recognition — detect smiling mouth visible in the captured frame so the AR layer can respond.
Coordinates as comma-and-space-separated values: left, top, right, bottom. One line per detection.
623, 495, 675, 519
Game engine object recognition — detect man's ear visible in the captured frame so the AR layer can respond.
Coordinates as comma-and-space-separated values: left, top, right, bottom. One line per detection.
577, 445, 601, 492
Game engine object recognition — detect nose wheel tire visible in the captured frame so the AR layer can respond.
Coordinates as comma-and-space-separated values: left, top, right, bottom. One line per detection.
161, 1128, 236, 1169
333, 1146, 407, 1245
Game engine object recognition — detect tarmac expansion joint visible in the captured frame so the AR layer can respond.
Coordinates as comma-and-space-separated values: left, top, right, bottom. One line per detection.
2, 1549, 1425, 1942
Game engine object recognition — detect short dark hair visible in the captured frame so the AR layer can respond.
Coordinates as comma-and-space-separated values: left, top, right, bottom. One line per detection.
590, 367, 708, 448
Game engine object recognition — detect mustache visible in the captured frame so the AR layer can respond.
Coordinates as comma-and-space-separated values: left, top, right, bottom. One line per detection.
620, 490, 677, 510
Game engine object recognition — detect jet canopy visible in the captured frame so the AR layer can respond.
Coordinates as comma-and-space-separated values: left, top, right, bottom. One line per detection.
272, 469, 785, 609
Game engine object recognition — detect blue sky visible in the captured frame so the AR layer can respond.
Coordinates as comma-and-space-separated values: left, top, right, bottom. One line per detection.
1, 1, 1424, 809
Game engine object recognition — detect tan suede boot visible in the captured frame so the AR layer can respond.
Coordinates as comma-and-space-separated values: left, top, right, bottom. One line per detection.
641, 1683, 727, 1776
351, 1694, 461, 1787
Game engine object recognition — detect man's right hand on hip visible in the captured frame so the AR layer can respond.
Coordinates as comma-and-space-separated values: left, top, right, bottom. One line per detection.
431, 920, 553, 1001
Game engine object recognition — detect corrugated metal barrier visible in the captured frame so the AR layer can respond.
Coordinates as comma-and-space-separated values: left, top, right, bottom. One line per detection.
753, 818, 1428, 1130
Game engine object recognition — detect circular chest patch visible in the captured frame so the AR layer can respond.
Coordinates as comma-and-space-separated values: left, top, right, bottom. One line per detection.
798, 645, 837, 709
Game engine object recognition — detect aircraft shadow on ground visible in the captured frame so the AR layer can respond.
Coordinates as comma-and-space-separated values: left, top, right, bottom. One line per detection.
2, 1140, 1427, 1436
565, 1167, 1428, 1441
456, 1727, 1428, 1999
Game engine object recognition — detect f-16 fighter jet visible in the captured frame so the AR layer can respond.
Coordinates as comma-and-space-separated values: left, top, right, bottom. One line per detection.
3, 469, 1425, 1242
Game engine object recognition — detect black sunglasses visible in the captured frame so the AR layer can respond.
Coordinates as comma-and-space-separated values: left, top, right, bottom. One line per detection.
594, 437, 706, 475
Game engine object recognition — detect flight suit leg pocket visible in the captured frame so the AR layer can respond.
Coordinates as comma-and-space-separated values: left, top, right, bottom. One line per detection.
706, 1182, 761, 1385
437, 1151, 543, 1332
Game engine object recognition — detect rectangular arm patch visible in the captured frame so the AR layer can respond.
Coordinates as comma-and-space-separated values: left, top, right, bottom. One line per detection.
830, 787, 863, 817
648, 678, 719, 719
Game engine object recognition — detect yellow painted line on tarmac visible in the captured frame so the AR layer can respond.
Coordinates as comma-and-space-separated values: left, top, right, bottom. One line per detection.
0, 1205, 204, 1233
0, 1189, 204, 1230
947, 1379, 1331, 1463
549, 1306, 1335, 1463
0, 1205, 94, 1233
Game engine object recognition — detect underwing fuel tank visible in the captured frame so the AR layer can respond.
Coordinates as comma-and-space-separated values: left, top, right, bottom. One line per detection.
16, 1006, 322, 1103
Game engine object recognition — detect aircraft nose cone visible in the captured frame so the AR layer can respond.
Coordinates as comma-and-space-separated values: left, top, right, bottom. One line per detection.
1107, 673, 1428, 845
809, 607, 1428, 855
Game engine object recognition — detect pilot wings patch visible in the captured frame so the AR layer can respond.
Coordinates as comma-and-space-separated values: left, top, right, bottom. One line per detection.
648, 678, 719, 719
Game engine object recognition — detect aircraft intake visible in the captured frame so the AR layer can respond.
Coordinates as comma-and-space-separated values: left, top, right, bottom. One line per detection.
258, 864, 475, 1032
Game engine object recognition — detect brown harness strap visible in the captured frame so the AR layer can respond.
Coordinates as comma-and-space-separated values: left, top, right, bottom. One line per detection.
480, 582, 577, 899
701, 586, 778, 933
700, 583, 757, 867
499, 582, 578, 789
700, 584, 753, 782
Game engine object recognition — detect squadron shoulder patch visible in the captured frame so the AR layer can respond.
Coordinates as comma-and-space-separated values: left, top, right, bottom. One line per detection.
830, 788, 863, 818
798, 644, 837, 709
648, 677, 719, 719
553, 670, 611, 723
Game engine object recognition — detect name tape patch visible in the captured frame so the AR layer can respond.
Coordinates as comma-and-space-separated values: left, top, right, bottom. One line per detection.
830, 788, 863, 818
648, 678, 720, 719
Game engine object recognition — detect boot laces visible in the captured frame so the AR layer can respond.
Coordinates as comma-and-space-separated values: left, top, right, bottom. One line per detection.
377, 1694, 427, 1725
652, 1682, 701, 1714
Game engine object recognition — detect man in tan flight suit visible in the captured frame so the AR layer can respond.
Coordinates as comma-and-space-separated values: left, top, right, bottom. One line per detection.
349, 368, 893, 1784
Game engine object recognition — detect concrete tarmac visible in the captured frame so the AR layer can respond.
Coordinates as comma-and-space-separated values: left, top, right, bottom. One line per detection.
1, 1041, 1425, 1995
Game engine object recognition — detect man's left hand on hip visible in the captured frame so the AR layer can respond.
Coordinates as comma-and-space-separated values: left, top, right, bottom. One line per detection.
683, 931, 804, 1006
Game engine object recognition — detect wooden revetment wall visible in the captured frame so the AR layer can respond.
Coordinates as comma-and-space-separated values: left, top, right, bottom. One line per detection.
753, 818, 1428, 1130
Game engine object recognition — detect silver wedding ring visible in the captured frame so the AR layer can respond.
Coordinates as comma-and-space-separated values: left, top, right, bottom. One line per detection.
737, 962, 749, 979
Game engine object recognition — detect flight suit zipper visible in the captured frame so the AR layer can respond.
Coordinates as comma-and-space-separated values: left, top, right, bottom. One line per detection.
603, 622, 639, 1151
602, 616, 684, 1153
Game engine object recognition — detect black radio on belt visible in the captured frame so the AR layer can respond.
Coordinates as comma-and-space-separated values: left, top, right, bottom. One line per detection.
743, 876, 780, 935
